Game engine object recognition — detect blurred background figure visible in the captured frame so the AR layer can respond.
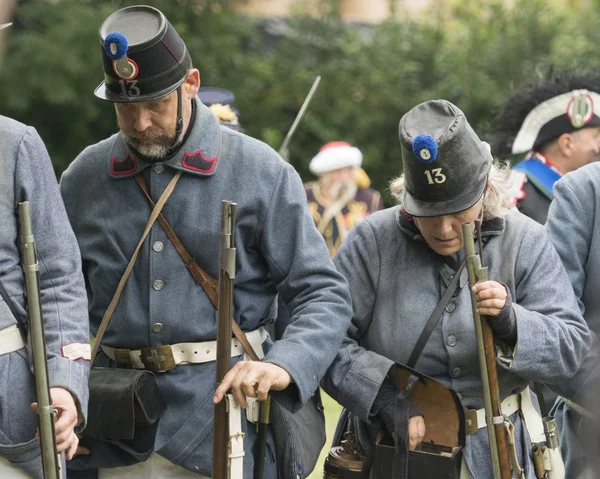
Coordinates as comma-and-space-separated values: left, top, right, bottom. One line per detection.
305, 141, 384, 256
198, 86, 242, 131
491, 71, 600, 224
546, 162, 600, 478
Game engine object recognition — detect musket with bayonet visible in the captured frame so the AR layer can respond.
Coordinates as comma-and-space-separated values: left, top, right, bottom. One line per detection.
278, 75, 321, 162
19, 201, 61, 479
462, 221, 513, 479
213, 200, 238, 479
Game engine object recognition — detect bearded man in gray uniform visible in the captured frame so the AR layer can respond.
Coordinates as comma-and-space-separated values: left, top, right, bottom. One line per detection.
60, 5, 351, 478
0, 114, 90, 478
322, 100, 591, 478
546, 163, 600, 478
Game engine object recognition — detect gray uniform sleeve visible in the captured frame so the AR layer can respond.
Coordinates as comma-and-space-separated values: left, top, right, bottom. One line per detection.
15, 128, 90, 419
546, 178, 590, 315
503, 224, 591, 385
321, 221, 394, 422
260, 163, 353, 405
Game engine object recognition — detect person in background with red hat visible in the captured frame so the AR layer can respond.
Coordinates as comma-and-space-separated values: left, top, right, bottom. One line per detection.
305, 141, 384, 256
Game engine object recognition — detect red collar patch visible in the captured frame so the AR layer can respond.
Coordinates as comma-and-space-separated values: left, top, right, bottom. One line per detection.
111, 153, 137, 175
181, 150, 217, 174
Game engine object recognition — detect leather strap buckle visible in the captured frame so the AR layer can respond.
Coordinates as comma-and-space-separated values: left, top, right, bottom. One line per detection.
113, 348, 133, 368
465, 409, 478, 436
140, 345, 176, 372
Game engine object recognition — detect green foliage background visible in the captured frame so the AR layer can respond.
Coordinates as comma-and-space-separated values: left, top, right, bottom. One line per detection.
2, 0, 600, 204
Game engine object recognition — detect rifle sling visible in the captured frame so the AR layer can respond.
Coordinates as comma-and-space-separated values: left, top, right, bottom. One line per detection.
407, 260, 466, 369
135, 175, 261, 362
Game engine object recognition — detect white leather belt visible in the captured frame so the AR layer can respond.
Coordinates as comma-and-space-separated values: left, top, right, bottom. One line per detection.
0, 324, 26, 355
466, 387, 526, 435
101, 326, 268, 372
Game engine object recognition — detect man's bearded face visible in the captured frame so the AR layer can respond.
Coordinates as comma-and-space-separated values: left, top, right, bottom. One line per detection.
115, 91, 183, 159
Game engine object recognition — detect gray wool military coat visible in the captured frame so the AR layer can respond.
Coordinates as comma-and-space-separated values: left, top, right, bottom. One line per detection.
0, 116, 90, 478
60, 98, 352, 477
322, 206, 591, 478
547, 162, 600, 477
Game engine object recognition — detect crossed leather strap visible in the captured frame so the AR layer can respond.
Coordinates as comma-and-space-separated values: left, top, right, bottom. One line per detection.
134, 174, 261, 362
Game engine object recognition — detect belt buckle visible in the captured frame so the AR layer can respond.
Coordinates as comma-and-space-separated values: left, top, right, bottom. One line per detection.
140, 345, 176, 372
465, 409, 478, 436
113, 348, 133, 368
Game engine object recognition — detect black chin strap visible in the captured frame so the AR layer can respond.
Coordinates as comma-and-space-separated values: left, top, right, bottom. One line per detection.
172, 85, 184, 148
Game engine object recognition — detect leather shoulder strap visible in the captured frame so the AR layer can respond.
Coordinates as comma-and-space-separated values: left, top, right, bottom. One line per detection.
136, 175, 261, 362
91, 171, 182, 362
0, 277, 27, 335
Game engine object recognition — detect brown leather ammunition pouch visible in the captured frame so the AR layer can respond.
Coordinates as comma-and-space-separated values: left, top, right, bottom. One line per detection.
374, 364, 465, 479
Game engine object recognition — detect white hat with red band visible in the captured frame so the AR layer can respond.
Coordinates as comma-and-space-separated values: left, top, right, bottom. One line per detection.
309, 141, 363, 175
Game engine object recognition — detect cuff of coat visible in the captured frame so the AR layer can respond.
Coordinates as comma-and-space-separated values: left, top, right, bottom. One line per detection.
338, 351, 394, 423
264, 340, 320, 406
489, 285, 517, 344
48, 356, 91, 429
502, 303, 546, 377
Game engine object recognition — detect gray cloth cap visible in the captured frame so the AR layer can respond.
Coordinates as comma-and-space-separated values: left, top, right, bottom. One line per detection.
399, 100, 492, 217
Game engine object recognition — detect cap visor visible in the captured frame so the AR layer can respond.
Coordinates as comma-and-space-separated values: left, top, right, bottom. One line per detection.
94, 80, 183, 103
402, 175, 487, 217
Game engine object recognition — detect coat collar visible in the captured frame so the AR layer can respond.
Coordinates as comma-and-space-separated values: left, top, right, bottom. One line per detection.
108, 97, 221, 179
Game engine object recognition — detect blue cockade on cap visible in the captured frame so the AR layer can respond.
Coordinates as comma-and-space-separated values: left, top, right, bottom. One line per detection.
412, 134, 438, 164
104, 32, 128, 60
104, 32, 138, 80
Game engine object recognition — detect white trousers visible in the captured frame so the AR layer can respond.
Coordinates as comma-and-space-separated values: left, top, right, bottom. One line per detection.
0, 455, 35, 478
98, 452, 210, 478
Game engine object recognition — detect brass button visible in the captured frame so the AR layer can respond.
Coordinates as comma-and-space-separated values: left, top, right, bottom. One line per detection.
152, 323, 164, 333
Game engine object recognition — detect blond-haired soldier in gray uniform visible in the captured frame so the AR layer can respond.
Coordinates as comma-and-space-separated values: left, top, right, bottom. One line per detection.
0, 115, 90, 478
322, 100, 591, 478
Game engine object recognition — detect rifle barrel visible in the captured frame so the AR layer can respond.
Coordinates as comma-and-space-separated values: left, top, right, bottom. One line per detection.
462, 223, 511, 479
19, 201, 61, 479
212, 200, 237, 479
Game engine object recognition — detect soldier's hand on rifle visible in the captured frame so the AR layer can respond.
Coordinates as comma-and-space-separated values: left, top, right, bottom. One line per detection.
31, 387, 80, 460
213, 361, 291, 408
472, 280, 507, 317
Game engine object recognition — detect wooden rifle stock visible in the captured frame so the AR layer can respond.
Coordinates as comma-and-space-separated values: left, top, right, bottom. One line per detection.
19, 202, 61, 479
212, 200, 237, 479
462, 222, 512, 479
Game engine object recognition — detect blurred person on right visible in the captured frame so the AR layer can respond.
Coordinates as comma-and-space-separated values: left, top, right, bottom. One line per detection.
491, 71, 600, 224
322, 99, 591, 478
546, 162, 600, 478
